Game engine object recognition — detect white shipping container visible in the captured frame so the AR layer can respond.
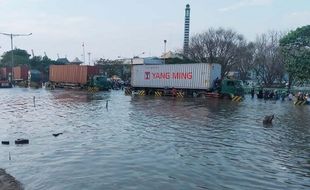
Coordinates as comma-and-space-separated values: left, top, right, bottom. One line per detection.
131, 63, 221, 90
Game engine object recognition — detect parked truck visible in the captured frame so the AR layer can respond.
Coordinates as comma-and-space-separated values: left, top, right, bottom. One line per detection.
49, 65, 111, 91
129, 63, 244, 98
11, 66, 45, 87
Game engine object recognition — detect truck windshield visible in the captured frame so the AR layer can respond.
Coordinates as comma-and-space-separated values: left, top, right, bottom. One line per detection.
96, 77, 106, 82
236, 81, 243, 87
235, 81, 243, 88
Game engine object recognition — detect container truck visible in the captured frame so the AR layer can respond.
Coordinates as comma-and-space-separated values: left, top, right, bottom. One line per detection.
28, 69, 45, 88
11, 66, 44, 87
0, 67, 12, 88
49, 65, 111, 91
129, 63, 244, 98
0, 67, 12, 80
13, 65, 29, 81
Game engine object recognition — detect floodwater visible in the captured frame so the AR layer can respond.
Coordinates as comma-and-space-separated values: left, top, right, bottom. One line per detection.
0, 88, 309, 190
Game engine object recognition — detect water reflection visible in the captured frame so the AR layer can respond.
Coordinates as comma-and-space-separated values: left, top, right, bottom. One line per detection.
50, 90, 111, 103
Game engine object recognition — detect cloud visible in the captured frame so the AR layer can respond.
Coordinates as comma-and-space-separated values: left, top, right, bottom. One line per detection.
218, 0, 273, 12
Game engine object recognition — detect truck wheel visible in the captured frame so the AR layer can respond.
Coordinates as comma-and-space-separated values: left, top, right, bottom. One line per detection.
200, 93, 206, 98
222, 94, 231, 100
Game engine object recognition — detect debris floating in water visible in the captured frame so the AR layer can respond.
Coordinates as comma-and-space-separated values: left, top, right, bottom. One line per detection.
263, 114, 274, 125
52, 133, 63, 137
15, 139, 29, 145
1, 141, 10, 145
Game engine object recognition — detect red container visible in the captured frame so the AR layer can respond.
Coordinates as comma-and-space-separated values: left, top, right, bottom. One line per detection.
49, 65, 100, 84
0, 67, 12, 80
13, 66, 29, 81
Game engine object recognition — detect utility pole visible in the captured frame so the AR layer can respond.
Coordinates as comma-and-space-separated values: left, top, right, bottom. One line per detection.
164, 40, 167, 64
0, 32, 32, 67
88, 52, 91, 65
82, 42, 86, 64
0, 32, 32, 81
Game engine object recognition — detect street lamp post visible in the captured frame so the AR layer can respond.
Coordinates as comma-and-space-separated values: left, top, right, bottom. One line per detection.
0, 32, 32, 66
88, 52, 91, 65
0, 32, 32, 81
164, 40, 167, 64
82, 42, 86, 65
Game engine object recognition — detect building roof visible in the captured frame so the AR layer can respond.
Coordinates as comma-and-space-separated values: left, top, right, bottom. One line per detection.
56, 58, 70, 64
161, 51, 183, 59
132, 57, 163, 65
71, 57, 83, 64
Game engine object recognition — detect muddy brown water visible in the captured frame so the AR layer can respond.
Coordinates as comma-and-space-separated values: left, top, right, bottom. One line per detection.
0, 88, 309, 190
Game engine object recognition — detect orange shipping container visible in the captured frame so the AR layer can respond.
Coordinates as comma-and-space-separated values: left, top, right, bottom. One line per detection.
49, 65, 100, 84
13, 66, 29, 80
0, 67, 12, 80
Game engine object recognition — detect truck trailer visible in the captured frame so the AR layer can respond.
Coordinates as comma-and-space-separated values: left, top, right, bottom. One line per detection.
130, 63, 244, 98
13, 65, 29, 81
49, 65, 111, 91
0, 67, 12, 88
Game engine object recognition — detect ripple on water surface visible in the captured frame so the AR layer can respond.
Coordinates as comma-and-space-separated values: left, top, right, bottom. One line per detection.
0, 88, 309, 190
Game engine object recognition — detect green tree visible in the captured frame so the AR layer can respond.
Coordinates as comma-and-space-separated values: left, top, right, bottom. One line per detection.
280, 25, 310, 86
30, 55, 58, 80
0, 49, 31, 66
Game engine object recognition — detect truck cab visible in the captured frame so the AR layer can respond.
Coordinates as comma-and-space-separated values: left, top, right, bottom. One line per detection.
220, 79, 244, 97
91, 75, 112, 91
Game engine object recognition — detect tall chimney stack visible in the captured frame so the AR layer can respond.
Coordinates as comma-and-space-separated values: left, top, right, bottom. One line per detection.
183, 4, 191, 57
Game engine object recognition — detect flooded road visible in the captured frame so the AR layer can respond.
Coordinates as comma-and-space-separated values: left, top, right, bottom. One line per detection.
0, 88, 309, 190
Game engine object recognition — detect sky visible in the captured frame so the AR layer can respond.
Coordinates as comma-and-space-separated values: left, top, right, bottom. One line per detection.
0, 0, 309, 63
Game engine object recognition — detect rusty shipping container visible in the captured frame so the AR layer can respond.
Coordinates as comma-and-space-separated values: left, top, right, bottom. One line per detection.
49, 65, 100, 84
13, 66, 29, 81
0, 67, 12, 80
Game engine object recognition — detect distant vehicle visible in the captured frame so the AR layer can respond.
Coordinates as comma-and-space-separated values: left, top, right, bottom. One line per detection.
130, 63, 244, 98
49, 65, 111, 91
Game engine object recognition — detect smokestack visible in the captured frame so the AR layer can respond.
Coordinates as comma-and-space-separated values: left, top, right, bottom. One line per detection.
183, 4, 191, 57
